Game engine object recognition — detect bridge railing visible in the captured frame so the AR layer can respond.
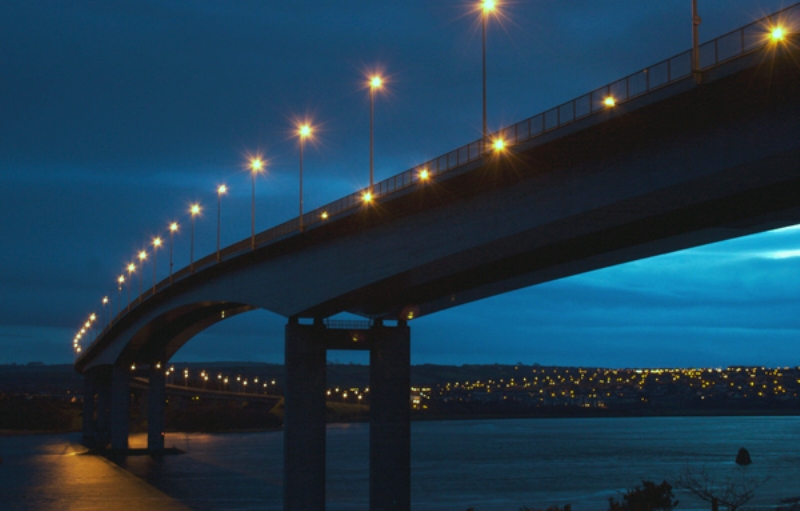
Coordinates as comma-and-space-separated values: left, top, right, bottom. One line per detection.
84, 3, 799, 356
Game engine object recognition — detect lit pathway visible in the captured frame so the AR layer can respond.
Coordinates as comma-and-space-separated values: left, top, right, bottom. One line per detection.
0, 433, 191, 511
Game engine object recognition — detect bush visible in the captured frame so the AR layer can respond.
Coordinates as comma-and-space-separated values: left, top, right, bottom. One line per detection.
608, 480, 678, 511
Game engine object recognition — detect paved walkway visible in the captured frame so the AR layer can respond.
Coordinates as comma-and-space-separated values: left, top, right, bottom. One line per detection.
0, 434, 192, 511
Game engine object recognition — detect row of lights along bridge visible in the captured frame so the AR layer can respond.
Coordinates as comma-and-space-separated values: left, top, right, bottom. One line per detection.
72, 3, 790, 355
71, 0, 506, 355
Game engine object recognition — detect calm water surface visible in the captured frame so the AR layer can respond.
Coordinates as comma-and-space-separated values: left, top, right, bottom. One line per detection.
3, 416, 800, 510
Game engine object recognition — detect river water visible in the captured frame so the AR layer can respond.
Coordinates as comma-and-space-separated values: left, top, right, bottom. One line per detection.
2, 416, 800, 510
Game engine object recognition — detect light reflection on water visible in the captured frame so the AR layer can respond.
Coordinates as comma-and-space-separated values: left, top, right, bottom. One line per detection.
2, 417, 800, 510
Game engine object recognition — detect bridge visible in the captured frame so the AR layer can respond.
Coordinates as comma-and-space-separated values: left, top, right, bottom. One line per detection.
74, 6, 800, 510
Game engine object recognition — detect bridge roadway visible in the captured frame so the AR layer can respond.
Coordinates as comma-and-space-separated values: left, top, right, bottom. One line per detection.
76, 12, 800, 511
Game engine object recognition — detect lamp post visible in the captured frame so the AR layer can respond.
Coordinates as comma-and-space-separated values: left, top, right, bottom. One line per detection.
692, 0, 702, 83
190, 204, 200, 272
480, 0, 497, 147
117, 275, 124, 316
169, 222, 178, 283
152, 237, 161, 293
137, 250, 147, 302
217, 185, 227, 261
369, 75, 383, 193
249, 158, 263, 249
102, 296, 109, 327
126, 263, 135, 309
297, 124, 312, 230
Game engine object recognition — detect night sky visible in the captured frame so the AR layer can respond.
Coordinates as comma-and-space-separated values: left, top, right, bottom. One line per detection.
1, 0, 798, 368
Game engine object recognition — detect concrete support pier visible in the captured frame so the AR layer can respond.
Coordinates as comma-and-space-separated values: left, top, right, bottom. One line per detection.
369, 321, 411, 511
283, 318, 411, 511
94, 370, 112, 448
82, 372, 97, 447
110, 365, 130, 451
284, 319, 328, 511
147, 361, 167, 451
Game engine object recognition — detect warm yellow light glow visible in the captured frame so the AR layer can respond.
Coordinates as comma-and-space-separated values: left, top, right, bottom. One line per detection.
138, 250, 147, 261
84, 322, 90, 329
250, 158, 264, 172
482, 0, 497, 13
321, 211, 329, 220
77, 332, 82, 338
363, 192, 373, 203
153, 237, 162, 248
604, 96, 616, 107
76, 347, 81, 353
298, 124, 312, 138
218, 184, 227, 195
190, 204, 201, 216
102, 296, 109, 304
80, 328, 86, 334
127, 263, 136, 273
419, 168, 429, 180
118, 275, 125, 284
156, 362, 161, 369
131, 364, 136, 371
89, 313, 96, 321
170, 222, 178, 232
771, 26, 786, 41
492, 138, 506, 151
370, 76, 383, 89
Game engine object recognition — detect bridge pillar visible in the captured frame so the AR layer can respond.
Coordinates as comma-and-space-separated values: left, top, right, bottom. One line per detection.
82, 372, 97, 447
284, 319, 327, 511
110, 365, 130, 451
95, 370, 112, 448
369, 320, 411, 511
147, 362, 167, 451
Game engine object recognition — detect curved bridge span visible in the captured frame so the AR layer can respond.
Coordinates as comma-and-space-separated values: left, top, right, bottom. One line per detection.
77, 10, 800, 510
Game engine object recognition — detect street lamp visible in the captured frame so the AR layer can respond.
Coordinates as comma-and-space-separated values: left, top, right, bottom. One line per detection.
250, 158, 264, 250
117, 275, 124, 316
102, 296, 109, 327
369, 75, 383, 193
137, 250, 147, 302
126, 263, 136, 309
152, 237, 162, 293
217, 185, 227, 262
297, 123, 313, 230
190, 204, 201, 272
169, 222, 178, 283
480, 0, 498, 148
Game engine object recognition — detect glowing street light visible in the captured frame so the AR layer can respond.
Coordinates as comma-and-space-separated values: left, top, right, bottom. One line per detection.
419, 168, 430, 181
190, 204, 201, 272
217, 185, 227, 262
770, 26, 786, 42
492, 138, 506, 151
152, 237, 162, 293
250, 158, 264, 250
604, 96, 616, 107
369, 75, 383, 193
297, 123, 313, 231
137, 250, 147, 302
169, 222, 178, 283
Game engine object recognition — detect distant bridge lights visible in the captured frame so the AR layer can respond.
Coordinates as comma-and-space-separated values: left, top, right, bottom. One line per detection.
418, 168, 430, 180
117, 275, 124, 316
492, 138, 506, 151
321, 211, 329, 220
363, 191, 374, 203
604, 96, 616, 107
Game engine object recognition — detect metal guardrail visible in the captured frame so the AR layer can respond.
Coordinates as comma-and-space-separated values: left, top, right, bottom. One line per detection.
80, 3, 799, 360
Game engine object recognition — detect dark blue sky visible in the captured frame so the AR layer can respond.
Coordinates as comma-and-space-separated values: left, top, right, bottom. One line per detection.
1, 0, 798, 368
